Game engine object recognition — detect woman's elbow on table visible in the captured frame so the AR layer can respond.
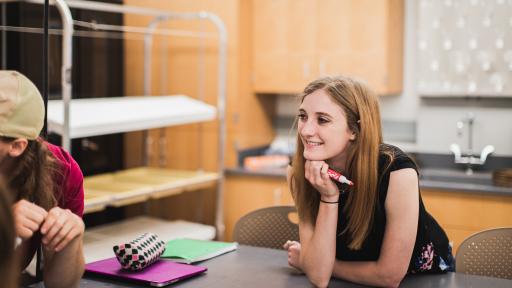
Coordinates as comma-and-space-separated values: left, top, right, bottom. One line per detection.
378, 270, 406, 288
308, 274, 331, 288
301, 259, 334, 287
304, 266, 333, 288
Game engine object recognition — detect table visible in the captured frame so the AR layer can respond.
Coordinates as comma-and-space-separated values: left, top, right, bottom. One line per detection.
34, 245, 512, 287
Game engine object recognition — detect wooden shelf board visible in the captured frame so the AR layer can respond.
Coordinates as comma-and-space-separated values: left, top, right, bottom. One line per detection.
83, 167, 219, 213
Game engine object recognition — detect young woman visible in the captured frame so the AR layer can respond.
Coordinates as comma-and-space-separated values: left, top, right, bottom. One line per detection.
0, 180, 17, 288
0, 70, 85, 287
284, 76, 453, 288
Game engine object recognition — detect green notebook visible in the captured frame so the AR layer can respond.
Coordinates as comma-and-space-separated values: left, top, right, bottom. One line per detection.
161, 238, 238, 264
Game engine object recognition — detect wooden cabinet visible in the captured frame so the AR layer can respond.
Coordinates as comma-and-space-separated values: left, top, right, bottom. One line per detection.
251, 0, 404, 95
251, 0, 316, 93
223, 175, 293, 240
421, 189, 512, 254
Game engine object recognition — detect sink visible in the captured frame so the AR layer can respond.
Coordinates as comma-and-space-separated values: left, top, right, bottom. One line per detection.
419, 169, 493, 186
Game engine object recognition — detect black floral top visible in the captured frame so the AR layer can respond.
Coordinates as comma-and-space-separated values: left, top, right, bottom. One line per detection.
335, 144, 454, 273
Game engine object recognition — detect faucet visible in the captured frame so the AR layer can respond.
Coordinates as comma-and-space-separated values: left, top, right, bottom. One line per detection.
450, 113, 495, 175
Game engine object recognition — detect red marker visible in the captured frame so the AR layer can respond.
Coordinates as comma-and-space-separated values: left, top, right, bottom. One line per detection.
327, 168, 354, 186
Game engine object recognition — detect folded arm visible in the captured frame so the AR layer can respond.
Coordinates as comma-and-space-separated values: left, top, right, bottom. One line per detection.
299, 204, 339, 288
287, 162, 340, 288
332, 168, 419, 287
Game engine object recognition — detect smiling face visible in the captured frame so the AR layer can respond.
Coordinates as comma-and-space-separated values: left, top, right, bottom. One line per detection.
298, 89, 355, 168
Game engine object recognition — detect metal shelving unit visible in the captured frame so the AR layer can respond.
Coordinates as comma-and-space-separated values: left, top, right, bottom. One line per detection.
3, 0, 228, 241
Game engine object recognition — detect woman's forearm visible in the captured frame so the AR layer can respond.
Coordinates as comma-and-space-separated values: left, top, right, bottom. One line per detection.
43, 238, 85, 288
301, 202, 339, 287
332, 260, 404, 288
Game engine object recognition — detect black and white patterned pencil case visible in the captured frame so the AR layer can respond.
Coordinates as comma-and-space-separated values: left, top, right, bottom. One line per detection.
113, 232, 165, 271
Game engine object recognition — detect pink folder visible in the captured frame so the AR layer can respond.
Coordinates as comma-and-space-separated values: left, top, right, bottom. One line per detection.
85, 257, 207, 287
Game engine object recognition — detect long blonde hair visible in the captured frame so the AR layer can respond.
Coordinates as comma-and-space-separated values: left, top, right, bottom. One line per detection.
291, 76, 384, 250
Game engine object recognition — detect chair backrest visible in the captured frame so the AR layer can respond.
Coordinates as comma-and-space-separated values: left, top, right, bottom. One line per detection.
233, 206, 299, 250
455, 227, 512, 279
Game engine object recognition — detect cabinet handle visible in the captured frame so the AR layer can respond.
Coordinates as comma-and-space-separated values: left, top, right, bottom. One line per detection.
146, 135, 154, 165
273, 188, 282, 205
319, 59, 326, 76
303, 61, 310, 79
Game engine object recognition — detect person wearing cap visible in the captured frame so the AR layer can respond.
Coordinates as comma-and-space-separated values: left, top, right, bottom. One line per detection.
0, 71, 84, 287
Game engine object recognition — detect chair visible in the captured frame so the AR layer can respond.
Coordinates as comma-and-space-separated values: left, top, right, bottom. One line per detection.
455, 227, 512, 279
233, 206, 299, 249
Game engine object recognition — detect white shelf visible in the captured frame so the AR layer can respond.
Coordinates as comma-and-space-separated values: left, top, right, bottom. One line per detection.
84, 216, 216, 263
48, 95, 216, 138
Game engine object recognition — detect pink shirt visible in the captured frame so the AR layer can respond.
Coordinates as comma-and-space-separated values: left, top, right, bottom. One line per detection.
46, 142, 84, 217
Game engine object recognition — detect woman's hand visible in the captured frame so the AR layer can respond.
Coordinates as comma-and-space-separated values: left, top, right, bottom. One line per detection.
284, 240, 303, 272
40, 207, 85, 252
305, 160, 339, 202
12, 199, 48, 240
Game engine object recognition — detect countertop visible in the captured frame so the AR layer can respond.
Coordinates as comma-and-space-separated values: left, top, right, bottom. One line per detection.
225, 167, 512, 196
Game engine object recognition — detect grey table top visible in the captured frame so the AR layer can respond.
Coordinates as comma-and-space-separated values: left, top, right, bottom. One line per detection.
32, 245, 512, 288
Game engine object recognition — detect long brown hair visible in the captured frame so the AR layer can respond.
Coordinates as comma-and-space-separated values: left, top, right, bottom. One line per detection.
0, 136, 57, 210
0, 179, 18, 288
291, 76, 387, 250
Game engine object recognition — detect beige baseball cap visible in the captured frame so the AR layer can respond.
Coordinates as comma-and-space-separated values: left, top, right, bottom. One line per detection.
0, 71, 44, 140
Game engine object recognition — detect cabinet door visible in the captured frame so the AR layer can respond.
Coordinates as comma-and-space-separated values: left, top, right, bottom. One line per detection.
253, 0, 403, 95
315, 0, 352, 78
252, 0, 316, 93
224, 175, 293, 241
316, 0, 403, 95
421, 189, 512, 254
